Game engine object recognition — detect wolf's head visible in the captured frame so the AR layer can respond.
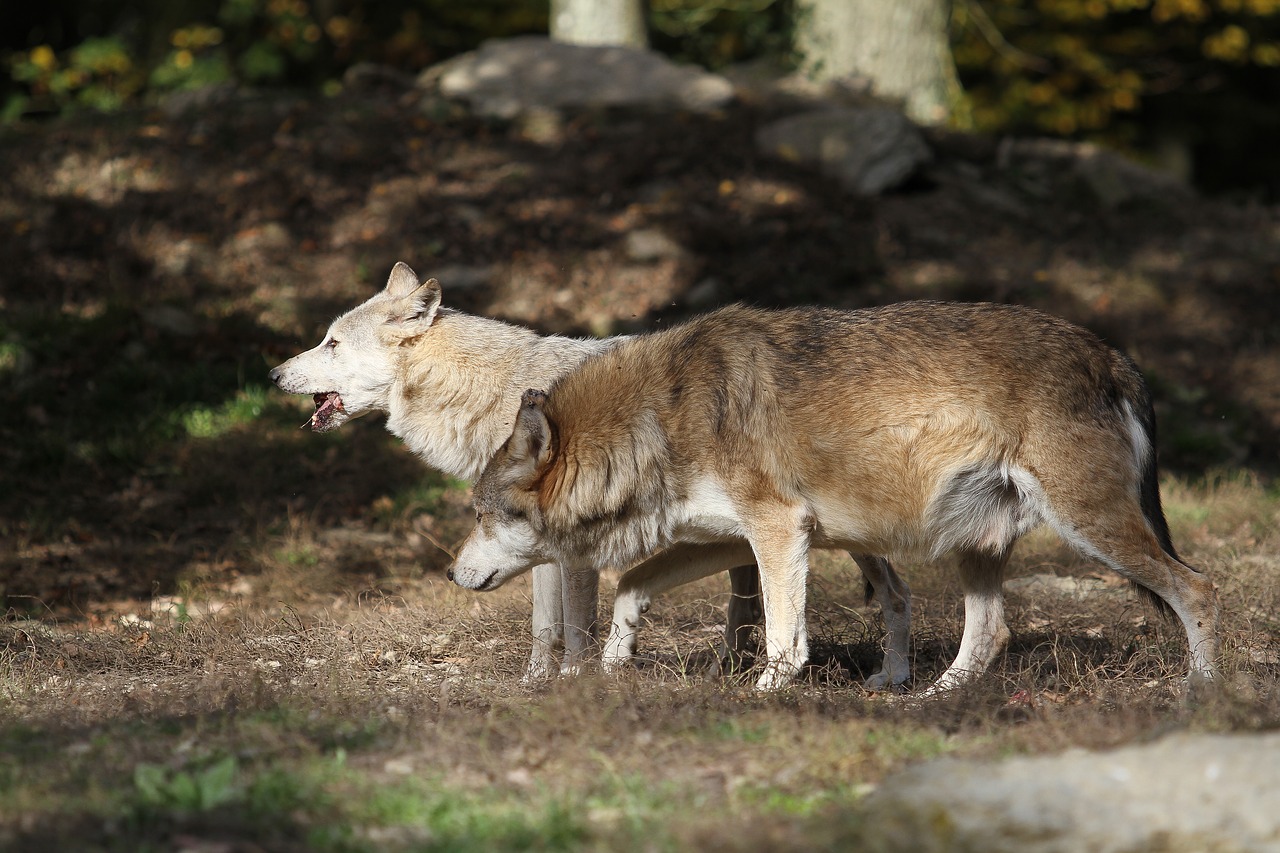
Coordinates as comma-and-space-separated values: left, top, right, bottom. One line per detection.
269, 262, 442, 431
449, 389, 557, 590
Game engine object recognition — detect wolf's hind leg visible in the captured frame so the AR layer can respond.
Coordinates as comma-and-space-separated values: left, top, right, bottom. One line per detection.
922, 547, 1012, 696
1048, 501, 1219, 682
855, 554, 913, 691
1034, 447, 1219, 682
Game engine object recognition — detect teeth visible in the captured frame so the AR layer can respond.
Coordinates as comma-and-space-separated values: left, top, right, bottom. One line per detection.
304, 393, 342, 430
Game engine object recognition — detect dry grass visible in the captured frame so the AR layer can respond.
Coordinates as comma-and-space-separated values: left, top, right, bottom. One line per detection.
2, 86, 1278, 850
2, 475, 1277, 851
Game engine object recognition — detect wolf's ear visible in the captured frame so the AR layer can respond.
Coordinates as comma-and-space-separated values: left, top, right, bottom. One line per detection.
505, 389, 554, 483
386, 277, 442, 330
384, 262, 420, 298
406, 278, 442, 323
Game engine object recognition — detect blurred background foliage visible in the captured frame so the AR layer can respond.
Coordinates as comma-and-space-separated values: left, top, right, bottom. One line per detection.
3, 0, 1278, 195
952, 0, 1280, 195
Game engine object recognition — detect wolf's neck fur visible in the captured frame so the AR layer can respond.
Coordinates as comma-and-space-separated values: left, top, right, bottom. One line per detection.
385, 309, 614, 481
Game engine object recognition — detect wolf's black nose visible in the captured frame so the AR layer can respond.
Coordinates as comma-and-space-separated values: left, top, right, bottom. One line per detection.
268, 366, 282, 385
446, 568, 455, 582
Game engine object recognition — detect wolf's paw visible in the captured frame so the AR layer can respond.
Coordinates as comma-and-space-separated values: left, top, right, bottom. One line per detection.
521, 662, 554, 686
600, 653, 632, 675
708, 645, 756, 680
863, 670, 892, 691
1184, 668, 1225, 706
754, 666, 799, 692
600, 630, 637, 674
862, 668, 910, 694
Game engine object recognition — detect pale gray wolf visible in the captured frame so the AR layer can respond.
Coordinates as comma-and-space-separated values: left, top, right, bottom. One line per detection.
268, 263, 913, 687
450, 301, 1220, 691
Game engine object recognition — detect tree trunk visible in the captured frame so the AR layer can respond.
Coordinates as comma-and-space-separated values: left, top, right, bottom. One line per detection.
550, 0, 648, 49
794, 0, 958, 126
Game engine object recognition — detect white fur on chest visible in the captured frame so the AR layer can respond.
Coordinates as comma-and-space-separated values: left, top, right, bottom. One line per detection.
671, 476, 747, 543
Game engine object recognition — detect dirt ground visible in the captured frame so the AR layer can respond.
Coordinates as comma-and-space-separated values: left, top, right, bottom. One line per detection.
0, 74, 1278, 850
2, 77, 1277, 619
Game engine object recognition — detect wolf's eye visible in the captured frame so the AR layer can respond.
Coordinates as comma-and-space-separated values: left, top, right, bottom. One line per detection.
325, 340, 339, 350
508, 509, 527, 521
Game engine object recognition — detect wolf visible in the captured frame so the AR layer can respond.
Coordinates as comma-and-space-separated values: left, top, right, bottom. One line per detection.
269, 263, 913, 687
449, 301, 1220, 691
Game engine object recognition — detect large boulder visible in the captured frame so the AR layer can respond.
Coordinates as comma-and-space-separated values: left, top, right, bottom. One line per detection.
432, 36, 734, 119
755, 106, 931, 195
859, 732, 1280, 852
997, 138, 1192, 209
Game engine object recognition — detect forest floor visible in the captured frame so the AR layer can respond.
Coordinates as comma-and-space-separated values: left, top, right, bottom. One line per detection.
1, 78, 1278, 850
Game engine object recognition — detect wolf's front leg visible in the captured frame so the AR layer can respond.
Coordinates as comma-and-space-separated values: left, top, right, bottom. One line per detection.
523, 562, 564, 683
559, 566, 599, 676
747, 507, 813, 691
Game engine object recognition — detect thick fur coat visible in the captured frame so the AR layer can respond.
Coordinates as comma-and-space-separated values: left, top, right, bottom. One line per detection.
453, 302, 1219, 691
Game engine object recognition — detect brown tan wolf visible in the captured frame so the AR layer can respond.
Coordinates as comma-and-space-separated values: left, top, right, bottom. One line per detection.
450, 301, 1220, 691
269, 263, 913, 686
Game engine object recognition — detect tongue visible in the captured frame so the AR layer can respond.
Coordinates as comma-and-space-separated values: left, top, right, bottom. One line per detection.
310, 393, 344, 429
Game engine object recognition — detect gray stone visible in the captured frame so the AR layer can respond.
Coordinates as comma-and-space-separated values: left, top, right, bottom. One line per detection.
859, 732, 1280, 853
625, 228, 686, 262
997, 138, 1191, 209
434, 36, 734, 119
341, 62, 415, 93
755, 107, 931, 195
516, 106, 565, 145
1005, 573, 1116, 600
685, 277, 722, 308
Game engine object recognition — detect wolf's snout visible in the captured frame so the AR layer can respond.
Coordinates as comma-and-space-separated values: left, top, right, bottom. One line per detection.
446, 563, 500, 591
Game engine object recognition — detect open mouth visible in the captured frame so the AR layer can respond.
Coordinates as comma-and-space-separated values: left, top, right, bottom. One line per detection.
308, 392, 345, 430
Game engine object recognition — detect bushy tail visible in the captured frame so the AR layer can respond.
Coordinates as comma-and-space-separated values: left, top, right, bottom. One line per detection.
1124, 364, 1186, 620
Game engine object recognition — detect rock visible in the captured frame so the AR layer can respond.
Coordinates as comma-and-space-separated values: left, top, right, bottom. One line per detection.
625, 228, 685, 262
516, 106, 565, 145
1005, 573, 1115, 600
722, 59, 875, 110
433, 36, 734, 119
859, 732, 1280, 853
341, 62, 416, 94
755, 107, 931, 195
685, 277, 722, 308
997, 138, 1191, 209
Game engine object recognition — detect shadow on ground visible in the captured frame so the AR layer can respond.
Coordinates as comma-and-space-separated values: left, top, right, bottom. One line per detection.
1, 84, 1277, 621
